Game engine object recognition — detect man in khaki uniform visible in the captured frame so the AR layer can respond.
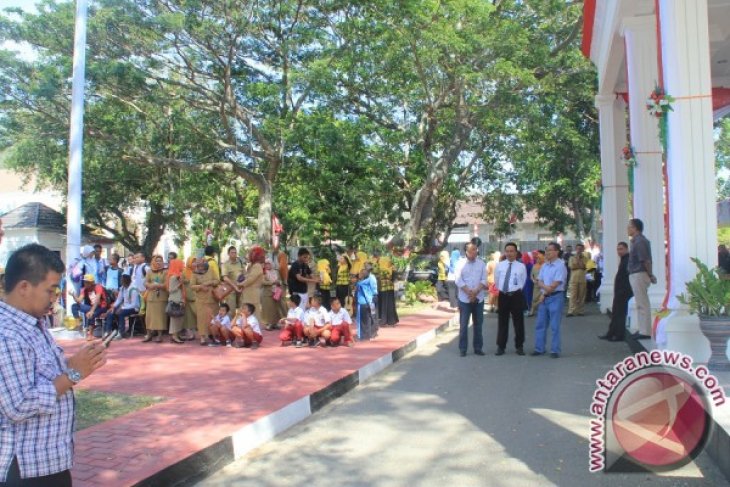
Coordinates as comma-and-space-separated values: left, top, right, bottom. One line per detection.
567, 243, 587, 316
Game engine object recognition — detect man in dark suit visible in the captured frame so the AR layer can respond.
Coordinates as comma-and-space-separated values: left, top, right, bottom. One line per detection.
599, 242, 633, 341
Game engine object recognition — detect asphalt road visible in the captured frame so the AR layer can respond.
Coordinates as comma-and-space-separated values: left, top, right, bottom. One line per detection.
197, 305, 728, 487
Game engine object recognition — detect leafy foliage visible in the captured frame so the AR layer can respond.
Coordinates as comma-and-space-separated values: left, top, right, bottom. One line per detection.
677, 257, 730, 317
404, 280, 436, 306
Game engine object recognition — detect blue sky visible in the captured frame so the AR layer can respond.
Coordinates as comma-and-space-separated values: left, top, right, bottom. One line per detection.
0, 0, 37, 11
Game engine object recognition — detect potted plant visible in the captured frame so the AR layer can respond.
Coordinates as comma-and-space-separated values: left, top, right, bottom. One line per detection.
391, 255, 412, 281
677, 257, 730, 371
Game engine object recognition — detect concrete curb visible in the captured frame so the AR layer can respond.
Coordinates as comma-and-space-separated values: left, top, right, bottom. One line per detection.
625, 334, 730, 482
134, 313, 459, 487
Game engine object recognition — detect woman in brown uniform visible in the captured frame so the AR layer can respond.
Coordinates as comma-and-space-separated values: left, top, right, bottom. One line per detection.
261, 257, 284, 329
142, 255, 168, 343
182, 257, 197, 340
240, 246, 265, 321
222, 246, 245, 319
191, 257, 220, 346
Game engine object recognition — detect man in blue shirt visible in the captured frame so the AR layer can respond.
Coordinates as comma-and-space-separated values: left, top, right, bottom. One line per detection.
454, 243, 487, 357
533, 242, 568, 358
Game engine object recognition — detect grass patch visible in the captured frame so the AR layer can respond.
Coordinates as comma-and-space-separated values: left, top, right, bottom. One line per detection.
74, 389, 164, 431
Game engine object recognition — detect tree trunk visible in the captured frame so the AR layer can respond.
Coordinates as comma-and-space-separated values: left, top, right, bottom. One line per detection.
256, 178, 273, 246
142, 201, 167, 258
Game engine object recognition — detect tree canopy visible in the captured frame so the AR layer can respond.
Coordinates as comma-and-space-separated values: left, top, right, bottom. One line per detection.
0, 0, 599, 253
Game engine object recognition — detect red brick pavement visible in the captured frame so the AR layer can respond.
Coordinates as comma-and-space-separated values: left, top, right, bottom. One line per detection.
58, 306, 457, 486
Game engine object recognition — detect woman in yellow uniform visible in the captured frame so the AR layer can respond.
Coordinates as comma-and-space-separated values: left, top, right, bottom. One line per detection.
142, 255, 168, 343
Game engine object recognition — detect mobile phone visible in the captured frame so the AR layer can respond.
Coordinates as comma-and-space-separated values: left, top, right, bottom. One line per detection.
103, 330, 117, 348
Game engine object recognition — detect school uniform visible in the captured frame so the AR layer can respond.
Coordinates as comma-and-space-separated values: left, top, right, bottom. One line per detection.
279, 306, 305, 343
329, 308, 353, 345
234, 314, 263, 345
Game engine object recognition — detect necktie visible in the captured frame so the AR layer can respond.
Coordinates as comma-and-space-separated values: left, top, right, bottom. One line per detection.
502, 262, 512, 293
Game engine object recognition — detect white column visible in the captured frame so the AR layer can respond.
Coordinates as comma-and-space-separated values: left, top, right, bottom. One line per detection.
656, 0, 715, 361
596, 94, 630, 313
622, 15, 668, 322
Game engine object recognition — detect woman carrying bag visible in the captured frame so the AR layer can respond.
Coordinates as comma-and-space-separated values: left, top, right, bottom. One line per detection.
166, 259, 186, 344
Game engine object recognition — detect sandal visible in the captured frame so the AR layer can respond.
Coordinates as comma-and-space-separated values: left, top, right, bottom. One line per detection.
172, 336, 185, 344
199, 339, 208, 346
155, 334, 163, 343
141, 334, 153, 343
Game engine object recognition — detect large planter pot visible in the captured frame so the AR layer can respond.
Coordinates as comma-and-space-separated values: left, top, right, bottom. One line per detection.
411, 271, 432, 282
699, 315, 730, 371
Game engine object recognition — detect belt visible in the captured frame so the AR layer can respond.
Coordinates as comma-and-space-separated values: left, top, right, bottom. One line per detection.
499, 290, 523, 297
547, 291, 563, 296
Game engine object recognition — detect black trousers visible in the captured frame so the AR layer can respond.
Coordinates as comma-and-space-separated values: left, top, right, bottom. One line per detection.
607, 290, 633, 339
497, 291, 525, 350
0, 457, 72, 487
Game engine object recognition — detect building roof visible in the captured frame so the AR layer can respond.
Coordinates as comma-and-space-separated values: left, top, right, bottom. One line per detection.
0, 202, 112, 242
1, 202, 66, 230
454, 200, 540, 226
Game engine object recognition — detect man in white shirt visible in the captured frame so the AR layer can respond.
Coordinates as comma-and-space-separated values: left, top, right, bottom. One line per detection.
494, 242, 528, 356
454, 243, 488, 357
328, 297, 354, 347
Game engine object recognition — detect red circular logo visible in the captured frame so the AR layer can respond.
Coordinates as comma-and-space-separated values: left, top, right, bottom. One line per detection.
611, 371, 709, 467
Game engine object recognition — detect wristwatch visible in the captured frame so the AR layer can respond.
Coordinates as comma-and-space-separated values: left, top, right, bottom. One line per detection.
66, 368, 82, 385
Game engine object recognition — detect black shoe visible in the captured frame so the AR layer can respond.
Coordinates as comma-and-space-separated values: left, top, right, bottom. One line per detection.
530, 351, 544, 356
608, 336, 623, 342
550, 353, 560, 358
566, 313, 574, 317
495, 349, 505, 356
459, 351, 467, 357
632, 332, 651, 340
516, 348, 525, 356
474, 350, 485, 356
598, 334, 611, 340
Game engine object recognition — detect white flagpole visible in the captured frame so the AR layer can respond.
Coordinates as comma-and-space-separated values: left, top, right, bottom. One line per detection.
65, 0, 88, 317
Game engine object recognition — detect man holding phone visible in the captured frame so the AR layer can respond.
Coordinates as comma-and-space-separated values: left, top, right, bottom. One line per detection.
0, 244, 107, 486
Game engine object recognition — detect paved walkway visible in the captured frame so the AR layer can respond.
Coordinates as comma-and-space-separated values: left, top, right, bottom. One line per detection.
199, 305, 728, 487
58, 306, 457, 486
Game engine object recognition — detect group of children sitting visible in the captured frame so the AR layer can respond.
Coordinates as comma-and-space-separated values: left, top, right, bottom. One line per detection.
207, 294, 354, 349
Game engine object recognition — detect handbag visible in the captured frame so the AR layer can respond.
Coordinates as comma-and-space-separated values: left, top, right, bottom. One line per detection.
212, 282, 234, 302
272, 284, 283, 301
166, 301, 185, 317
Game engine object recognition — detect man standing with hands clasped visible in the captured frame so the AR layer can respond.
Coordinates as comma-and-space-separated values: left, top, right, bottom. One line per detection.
494, 243, 527, 356
533, 242, 568, 358
0, 244, 107, 486
454, 243, 487, 357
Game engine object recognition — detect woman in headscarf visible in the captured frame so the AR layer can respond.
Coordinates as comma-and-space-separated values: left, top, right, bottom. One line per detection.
142, 255, 168, 343
377, 256, 399, 327
486, 251, 501, 313
447, 249, 461, 309
182, 256, 197, 340
436, 250, 450, 301
349, 251, 368, 315
316, 258, 333, 311
222, 246, 245, 318
335, 254, 351, 313
521, 251, 534, 315
240, 245, 265, 321
261, 257, 284, 330
191, 256, 220, 346
166, 258, 186, 344
528, 250, 546, 317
